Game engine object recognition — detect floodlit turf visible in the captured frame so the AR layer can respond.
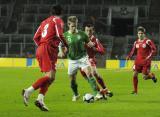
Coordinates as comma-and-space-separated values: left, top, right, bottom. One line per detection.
0, 67, 160, 117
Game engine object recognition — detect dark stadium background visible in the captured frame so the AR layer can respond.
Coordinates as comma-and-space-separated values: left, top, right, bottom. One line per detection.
0, 0, 159, 67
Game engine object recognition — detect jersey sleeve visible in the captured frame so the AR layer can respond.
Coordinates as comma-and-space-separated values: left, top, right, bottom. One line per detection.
33, 25, 41, 46
146, 39, 157, 59
128, 41, 136, 58
53, 18, 68, 48
95, 38, 105, 55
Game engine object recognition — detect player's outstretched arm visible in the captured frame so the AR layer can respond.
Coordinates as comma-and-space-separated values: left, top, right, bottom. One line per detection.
145, 40, 157, 60
95, 39, 105, 55
58, 42, 68, 58
127, 41, 136, 59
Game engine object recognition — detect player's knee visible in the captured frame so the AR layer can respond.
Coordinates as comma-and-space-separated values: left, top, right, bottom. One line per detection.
81, 71, 87, 77
93, 72, 98, 77
133, 71, 138, 77
83, 70, 91, 78
86, 72, 92, 78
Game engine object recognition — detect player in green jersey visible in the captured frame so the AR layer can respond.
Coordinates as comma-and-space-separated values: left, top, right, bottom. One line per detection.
62, 16, 102, 101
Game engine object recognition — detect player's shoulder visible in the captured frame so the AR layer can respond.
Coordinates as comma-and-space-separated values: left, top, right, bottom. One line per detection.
52, 16, 62, 21
64, 31, 69, 36
144, 38, 152, 44
79, 30, 88, 37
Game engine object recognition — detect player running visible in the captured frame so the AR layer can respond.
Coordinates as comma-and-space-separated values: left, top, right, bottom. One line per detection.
61, 16, 102, 101
80, 23, 113, 98
22, 5, 68, 111
126, 26, 157, 94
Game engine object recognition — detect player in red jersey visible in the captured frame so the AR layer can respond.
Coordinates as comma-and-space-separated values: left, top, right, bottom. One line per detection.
126, 26, 157, 94
80, 23, 113, 98
22, 5, 68, 111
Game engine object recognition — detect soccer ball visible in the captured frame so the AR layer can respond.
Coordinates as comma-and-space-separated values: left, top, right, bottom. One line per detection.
83, 93, 94, 103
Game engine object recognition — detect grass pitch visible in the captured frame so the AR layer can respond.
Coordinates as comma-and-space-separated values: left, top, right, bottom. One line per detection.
0, 68, 160, 117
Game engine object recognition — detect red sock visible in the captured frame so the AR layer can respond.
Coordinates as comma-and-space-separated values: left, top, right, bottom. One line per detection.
133, 76, 138, 93
39, 83, 50, 95
94, 74, 106, 89
32, 76, 50, 90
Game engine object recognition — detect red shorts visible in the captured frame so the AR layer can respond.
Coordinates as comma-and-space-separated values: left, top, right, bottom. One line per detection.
133, 64, 151, 75
36, 44, 58, 72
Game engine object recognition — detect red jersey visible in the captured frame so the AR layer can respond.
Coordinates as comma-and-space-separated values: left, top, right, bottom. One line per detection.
85, 35, 105, 66
128, 38, 156, 65
86, 35, 105, 59
33, 16, 67, 48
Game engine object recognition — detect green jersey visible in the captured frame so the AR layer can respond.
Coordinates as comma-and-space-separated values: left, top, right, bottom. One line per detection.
64, 30, 89, 60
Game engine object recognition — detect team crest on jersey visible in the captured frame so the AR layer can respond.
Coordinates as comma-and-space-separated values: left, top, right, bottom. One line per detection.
136, 44, 139, 48
142, 44, 146, 48
67, 36, 72, 43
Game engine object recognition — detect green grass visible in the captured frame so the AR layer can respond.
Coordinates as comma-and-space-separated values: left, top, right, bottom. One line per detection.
0, 68, 160, 117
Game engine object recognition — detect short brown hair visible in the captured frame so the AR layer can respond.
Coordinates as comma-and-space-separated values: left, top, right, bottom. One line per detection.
67, 16, 78, 24
137, 26, 146, 33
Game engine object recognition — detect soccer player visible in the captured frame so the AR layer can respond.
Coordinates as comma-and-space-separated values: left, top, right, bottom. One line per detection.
22, 5, 68, 111
62, 16, 102, 101
126, 26, 157, 94
80, 23, 113, 97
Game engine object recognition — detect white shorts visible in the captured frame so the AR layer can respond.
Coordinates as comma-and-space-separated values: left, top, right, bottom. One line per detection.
68, 56, 90, 75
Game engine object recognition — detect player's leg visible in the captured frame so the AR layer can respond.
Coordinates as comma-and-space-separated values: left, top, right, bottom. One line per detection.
22, 72, 51, 106
149, 72, 157, 83
80, 68, 88, 80
92, 66, 106, 89
68, 59, 80, 101
83, 66, 103, 100
22, 46, 55, 109
34, 56, 57, 111
142, 65, 157, 83
131, 71, 139, 94
22, 71, 53, 106
92, 67, 113, 97
80, 68, 101, 91
80, 56, 99, 95
132, 65, 139, 94
142, 72, 157, 82
34, 71, 55, 111
69, 73, 80, 101
23, 71, 55, 110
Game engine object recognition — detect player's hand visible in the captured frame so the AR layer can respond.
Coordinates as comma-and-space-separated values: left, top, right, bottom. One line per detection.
63, 46, 68, 54
58, 47, 67, 58
58, 51, 65, 58
126, 56, 130, 60
87, 41, 95, 48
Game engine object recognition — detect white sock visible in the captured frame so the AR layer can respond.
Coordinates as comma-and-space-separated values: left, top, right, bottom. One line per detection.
37, 94, 44, 102
26, 86, 34, 95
